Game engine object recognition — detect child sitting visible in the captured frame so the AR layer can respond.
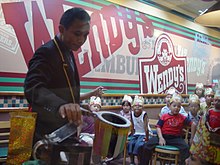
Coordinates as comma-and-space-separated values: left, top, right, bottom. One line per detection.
160, 87, 187, 117
139, 93, 196, 165
188, 89, 220, 165
127, 95, 150, 165
188, 94, 200, 125
79, 96, 101, 145
119, 95, 133, 121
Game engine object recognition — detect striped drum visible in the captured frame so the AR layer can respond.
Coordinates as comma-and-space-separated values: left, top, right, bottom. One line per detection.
93, 111, 131, 159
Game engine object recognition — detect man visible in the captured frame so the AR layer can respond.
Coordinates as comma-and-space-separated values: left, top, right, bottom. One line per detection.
24, 7, 104, 144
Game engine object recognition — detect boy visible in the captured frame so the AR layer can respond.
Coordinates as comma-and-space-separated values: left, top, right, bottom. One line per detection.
139, 94, 196, 165
128, 95, 149, 165
160, 87, 187, 117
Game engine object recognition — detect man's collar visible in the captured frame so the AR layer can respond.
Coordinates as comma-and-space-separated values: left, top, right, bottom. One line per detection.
55, 35, 71, 53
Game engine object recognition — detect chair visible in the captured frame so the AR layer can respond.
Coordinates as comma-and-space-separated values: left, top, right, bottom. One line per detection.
0, 121, 10, 163
154, 145, 180, 165
123, 135, 132, 165
153, 127, 190, 165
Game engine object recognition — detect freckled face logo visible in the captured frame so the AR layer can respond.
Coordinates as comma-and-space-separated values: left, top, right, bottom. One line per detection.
138, 33, 188, 94
156, 38, 173, 66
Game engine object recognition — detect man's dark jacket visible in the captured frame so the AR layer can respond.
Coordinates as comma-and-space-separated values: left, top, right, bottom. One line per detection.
24, 36, 80, 143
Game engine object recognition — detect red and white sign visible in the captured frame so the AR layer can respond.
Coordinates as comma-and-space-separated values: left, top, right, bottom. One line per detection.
139, 33, 187, 94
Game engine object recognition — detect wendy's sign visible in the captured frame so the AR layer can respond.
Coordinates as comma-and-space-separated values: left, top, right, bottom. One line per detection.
139, 33, 187, 94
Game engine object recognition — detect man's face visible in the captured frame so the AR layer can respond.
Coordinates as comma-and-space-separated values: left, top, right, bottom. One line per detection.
59, 19, 90, 51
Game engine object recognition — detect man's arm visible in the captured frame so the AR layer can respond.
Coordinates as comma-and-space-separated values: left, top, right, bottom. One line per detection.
80, 86, 106, 101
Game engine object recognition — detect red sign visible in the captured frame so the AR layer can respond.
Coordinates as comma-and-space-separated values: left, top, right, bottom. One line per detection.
139, 33, 187, 94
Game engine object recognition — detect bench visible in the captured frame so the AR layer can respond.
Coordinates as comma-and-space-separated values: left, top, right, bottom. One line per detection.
0, 121, 10, 163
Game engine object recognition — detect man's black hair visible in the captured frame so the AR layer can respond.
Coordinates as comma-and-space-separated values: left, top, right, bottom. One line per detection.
60, 7, 91, 29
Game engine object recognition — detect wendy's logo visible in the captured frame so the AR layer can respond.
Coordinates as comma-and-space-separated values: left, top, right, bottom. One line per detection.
139, 33, 187, 94
156, 38, 173, 66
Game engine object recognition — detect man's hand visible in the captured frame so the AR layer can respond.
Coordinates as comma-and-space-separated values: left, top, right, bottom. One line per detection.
92, 86, 107, 97
59, 103, 82, 125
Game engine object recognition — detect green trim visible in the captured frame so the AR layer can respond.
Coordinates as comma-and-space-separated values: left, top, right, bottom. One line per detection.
81, 81, 139, 88
0, 86, 24, 92
148, 15, 220, 44
153, 22, 195, 39
81, 89, 139, 94
148, 15, 196, 35
92, 0, 112, 5
65, 0, 220, 45
66, 0, 102, 10
188, 86, 195, 90
0, 77, 24, 83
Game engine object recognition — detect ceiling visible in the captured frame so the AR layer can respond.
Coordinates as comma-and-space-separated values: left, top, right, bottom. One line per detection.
141, 0, 219, 20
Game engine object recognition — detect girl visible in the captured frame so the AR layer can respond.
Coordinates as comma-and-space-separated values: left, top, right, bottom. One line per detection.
80, 96, 101, 145
194, 83, 205, 103
188, 94, 200, 125
120, 95, 133, 121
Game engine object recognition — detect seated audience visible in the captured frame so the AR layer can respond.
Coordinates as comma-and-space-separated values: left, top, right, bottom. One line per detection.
187, 89, 220, 165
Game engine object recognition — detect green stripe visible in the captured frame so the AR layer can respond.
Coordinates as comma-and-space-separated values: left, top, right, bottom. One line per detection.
148, 15, 220, 45
66, 0, 102, 10
148, 15, 196, 35
153, 22, 194, 39
0, 86, 139, 93
92, 0, 112, 5
0, 86, 24, 92
81, 81, 139, 88
209, 40, 220, 47
0, 77, 24, 83
188, 86, 195, 90
81, 89, 139, 94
